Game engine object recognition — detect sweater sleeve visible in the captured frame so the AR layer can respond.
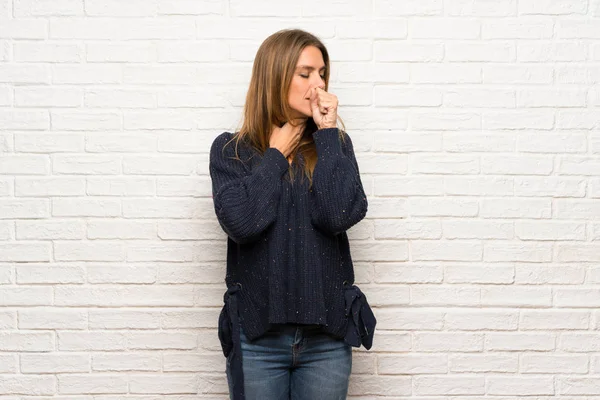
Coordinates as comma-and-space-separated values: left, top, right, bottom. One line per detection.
309, 128, 368, 236
209, 132, 290, 244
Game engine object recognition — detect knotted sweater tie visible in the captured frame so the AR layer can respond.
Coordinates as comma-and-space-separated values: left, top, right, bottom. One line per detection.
343, 283, 376, 350
219, 284, 245, 400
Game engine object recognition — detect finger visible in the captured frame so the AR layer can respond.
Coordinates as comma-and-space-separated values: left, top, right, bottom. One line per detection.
310, 90, 321, 116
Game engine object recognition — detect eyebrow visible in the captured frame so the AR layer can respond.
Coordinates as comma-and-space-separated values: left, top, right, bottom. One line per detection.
296, 65, 326, 71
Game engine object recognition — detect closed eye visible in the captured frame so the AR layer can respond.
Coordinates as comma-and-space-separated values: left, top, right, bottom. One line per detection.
300, 74, 325, 79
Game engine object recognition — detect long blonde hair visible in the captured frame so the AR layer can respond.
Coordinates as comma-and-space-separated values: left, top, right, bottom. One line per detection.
225, 28, 346, 186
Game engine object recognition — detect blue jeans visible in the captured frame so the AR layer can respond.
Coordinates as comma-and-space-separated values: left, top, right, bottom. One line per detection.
226, 322, 352, 400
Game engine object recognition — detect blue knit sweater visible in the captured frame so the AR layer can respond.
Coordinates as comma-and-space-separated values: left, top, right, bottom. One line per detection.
210, 127, 373, 398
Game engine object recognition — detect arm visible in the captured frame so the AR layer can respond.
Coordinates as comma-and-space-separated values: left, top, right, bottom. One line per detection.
309, 128, 368, 235
209, 132, 289, 244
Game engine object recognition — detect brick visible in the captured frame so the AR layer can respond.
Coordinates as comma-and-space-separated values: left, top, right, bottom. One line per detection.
54, 241, 124, 261
86, 42, 156, 63
19, 309, 87, 329
518, 132, 587, 153
87, 177, 155, 196
0, 199, 48, 219
89, 310, 161, 329
0, 243, 50, 261
93, 353, 161, 371
445, 265, 514, 284
51, 111, 121, 131
0, 375, 55, 394
412, 240, 482, 261
52, 198, 121, 217
375, 42, 443, 62
85, 0, 157, 16
15, 86, 83, 107
450, 354, 518, 372
379, 354, 447, 374
16, 265, 85, 284
518, 41, 587, 62
520, 310, 589, 330
0, 109, 49, 130
57, 374, 127, 394
481, 286, 552, 306
21, 353, 89, 373
515, 221, 585, 240
0, 18, 48, 39
414, 375, 485, 395
519, 0, 588, 15
487, 376, 554, 395
374, 264, 442, 284
0, 331, 53, 351
87, 265, 157, 284
55, 285, 195, 307
445, 0, 516, 16
14, 42, 82, 62
415, 332, 483, 352
53, 155, 121, 174
483, 18, 554, 39
157, 0, 224, 15
15, 133, 84, 152
374, 0, 442, 16
16, 177, 85, 196
16, 219, 85, 239
515, 265, 585, 284
486, 333, 555, 351
50, 18, 195, 39
445, 310, 519, 331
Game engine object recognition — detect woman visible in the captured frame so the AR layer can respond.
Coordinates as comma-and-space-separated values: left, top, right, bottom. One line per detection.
209, 29, 376, 400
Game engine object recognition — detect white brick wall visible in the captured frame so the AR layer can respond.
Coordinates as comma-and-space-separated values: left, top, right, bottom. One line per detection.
1, 0, 599, 397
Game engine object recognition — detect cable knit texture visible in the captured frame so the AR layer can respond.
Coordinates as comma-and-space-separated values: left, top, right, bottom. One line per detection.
209, 127, 368, 341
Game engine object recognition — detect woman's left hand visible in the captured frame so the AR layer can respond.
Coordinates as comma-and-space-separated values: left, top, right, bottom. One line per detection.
309, 87, 338, 130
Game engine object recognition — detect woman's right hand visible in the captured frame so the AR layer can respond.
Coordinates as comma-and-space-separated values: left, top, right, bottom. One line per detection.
269, 119, 306, 158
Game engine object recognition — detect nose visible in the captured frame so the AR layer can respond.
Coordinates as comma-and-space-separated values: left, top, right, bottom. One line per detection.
314, 73, 325, 90
306, 76, 326, 99
316, 77, 325, 90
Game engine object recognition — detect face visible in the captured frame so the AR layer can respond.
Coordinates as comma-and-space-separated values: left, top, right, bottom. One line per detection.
287, 45, 327, 120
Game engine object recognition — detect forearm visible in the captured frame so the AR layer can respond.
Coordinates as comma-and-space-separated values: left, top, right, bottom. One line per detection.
309, 128, 368, 235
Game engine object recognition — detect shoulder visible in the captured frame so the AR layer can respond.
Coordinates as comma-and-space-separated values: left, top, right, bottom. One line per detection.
211, 131, 248, 162
210, 131, 235, 155
210, 132, 258, 174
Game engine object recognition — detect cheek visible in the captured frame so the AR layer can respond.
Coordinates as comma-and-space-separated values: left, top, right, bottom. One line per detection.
291, 79, 308, 98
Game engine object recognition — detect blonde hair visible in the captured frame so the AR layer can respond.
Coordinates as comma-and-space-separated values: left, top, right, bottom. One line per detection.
225, 28, 346, 186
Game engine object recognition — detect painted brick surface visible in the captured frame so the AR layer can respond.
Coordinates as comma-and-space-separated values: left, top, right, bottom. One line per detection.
1, 0, 599, 397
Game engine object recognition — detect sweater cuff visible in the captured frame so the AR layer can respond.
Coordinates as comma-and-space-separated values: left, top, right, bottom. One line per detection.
313, 127, 343, 157
257, 147, 289, 178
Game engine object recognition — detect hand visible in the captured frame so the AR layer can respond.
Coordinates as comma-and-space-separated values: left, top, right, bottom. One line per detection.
309, 87, 338, 130
269, 119, 306, 159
